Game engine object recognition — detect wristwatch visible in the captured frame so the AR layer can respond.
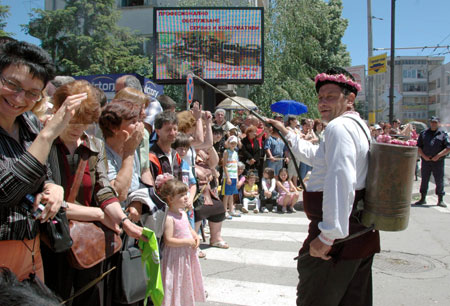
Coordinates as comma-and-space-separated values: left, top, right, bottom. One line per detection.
119, 216, 128, 228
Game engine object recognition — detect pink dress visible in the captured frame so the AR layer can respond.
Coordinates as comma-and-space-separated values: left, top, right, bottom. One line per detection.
161, 210, 206, 306
277, 180, 290, 205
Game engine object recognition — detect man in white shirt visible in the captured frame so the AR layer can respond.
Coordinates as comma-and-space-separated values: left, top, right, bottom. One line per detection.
268, 67, 380, 306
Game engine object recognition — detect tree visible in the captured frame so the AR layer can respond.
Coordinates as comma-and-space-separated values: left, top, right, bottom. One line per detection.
24, 0, 152, 77
250, 0, 350, 118
0, 3, 12, 37
176, 0, 350, 118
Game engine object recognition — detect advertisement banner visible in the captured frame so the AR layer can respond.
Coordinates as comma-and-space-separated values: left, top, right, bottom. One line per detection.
153, 7, 264, 84
74, 74, 163, 101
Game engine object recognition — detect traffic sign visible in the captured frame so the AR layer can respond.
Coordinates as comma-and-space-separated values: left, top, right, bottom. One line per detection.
186, 73, 194, 107
381, 88, 402, 104
368, 53, 387, 76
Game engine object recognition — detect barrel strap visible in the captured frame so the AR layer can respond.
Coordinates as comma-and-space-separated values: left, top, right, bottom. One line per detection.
343, 116, 371, 147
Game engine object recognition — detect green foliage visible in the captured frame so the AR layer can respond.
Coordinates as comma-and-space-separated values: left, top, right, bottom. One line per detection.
178, 0, 350, 119
0, 3, 12, 37
250, 0, 350, 119
24, 0, 152, 77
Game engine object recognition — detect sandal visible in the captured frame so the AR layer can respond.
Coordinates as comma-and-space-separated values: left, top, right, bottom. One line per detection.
198, 250, 206, 258
210, 240, 229, 249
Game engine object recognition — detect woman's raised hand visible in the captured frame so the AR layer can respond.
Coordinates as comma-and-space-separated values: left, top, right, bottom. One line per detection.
43, 93, 86, 140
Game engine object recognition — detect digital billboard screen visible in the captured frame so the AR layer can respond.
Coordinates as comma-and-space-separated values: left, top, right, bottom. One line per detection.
153, 7, 264, 84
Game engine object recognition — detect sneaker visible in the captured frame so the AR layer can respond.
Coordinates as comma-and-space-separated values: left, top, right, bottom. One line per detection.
262, 207, 269, 213
272, 206, 278, 213
241, 207, 249, 213
291, 207, 297, 213
225, 212, 232, 220
253, 208, 259, 214
287, 206, 293, 213
230, 211, 241, 217
282, 207, 287, 213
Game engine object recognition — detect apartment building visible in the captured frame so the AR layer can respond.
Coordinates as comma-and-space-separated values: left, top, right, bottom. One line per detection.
372, 56, 445, 123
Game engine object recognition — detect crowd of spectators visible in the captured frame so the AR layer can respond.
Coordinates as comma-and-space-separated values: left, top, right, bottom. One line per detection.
2, 38, 426, 306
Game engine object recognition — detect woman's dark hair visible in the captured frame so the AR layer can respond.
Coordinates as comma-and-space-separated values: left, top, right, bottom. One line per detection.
286, 115, 297, 127
0, 41, 55, 85
278, 168, 289, 181
313, 119, 323, 132
99, 99, 143, 138
157, 94, 176, 111
172, 132, 191, 149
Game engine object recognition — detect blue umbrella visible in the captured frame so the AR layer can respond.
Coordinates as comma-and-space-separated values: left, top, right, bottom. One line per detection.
270, 100, 308, 116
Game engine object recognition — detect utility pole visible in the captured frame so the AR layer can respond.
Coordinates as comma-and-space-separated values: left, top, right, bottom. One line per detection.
367, 0, 374, 123
389, 0, 396, 123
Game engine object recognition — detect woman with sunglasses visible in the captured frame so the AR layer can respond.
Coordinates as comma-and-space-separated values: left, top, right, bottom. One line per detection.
0, 41, 83, 282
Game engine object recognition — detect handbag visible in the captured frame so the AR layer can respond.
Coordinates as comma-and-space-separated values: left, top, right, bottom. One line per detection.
40, 208, 72, 253
67, 158, 122, 270
112, 234, 147, 304
193, 184, 207, 211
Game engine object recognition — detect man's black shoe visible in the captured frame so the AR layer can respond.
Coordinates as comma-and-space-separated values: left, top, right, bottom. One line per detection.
437, 201, 447, 208
437, 196, 447, 207
415, 194, 427, 205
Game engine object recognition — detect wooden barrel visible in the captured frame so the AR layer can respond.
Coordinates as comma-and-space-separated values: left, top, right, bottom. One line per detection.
362, 142, 417, 231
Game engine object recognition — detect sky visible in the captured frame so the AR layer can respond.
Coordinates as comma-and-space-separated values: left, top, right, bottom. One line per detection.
3, 0, 450, 68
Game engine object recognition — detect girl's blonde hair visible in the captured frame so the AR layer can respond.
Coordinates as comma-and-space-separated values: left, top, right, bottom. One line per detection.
158, 179, 188, 204
246, 171, 258, 183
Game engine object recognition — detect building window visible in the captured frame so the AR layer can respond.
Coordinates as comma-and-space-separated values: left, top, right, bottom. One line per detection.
121, 0, 144, 6
437, 78, 440, 88
403, 83, 427, 92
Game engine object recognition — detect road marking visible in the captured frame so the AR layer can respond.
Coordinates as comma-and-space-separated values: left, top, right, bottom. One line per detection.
202, 246, 299, 268
203, 277, 296, 306
220, 227, 308, 243
229, 214, 310, 225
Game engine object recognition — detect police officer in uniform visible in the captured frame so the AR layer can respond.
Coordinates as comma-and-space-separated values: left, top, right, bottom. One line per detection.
415, 116, 450, 207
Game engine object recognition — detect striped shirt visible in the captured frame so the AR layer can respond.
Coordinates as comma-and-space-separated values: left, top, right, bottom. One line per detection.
225, 149, 238, 179
0, 112, 51, 240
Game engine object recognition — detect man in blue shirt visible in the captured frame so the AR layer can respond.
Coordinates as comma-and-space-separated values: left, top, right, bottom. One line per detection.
264, 125, 286, 177
415, 116, 450, 207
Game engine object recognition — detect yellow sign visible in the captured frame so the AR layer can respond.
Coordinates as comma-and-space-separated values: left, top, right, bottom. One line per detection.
368, 53, 387, 76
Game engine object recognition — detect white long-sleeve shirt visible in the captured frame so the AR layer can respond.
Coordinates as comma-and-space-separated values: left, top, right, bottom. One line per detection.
262, 177, 276, 192
287, 112, 370, 244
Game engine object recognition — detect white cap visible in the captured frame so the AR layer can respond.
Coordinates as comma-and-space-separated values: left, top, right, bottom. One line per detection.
227, 135, 238, 143
374, 124, 382, 130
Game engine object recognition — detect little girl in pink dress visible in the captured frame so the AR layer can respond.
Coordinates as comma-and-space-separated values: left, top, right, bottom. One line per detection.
159, 179, 206, 306
276, 168, 300, 213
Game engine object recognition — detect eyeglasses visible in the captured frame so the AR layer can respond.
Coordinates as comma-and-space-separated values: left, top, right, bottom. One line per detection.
0, 76, 43, 102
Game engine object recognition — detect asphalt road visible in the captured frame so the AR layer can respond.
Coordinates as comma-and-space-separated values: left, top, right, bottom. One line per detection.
197, 164, 450, 305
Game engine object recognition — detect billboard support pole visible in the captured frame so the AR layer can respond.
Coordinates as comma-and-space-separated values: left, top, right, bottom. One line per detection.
191, 73, 306, 191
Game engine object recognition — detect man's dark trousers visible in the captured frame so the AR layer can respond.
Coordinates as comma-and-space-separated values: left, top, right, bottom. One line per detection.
420, 159, 445, 196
